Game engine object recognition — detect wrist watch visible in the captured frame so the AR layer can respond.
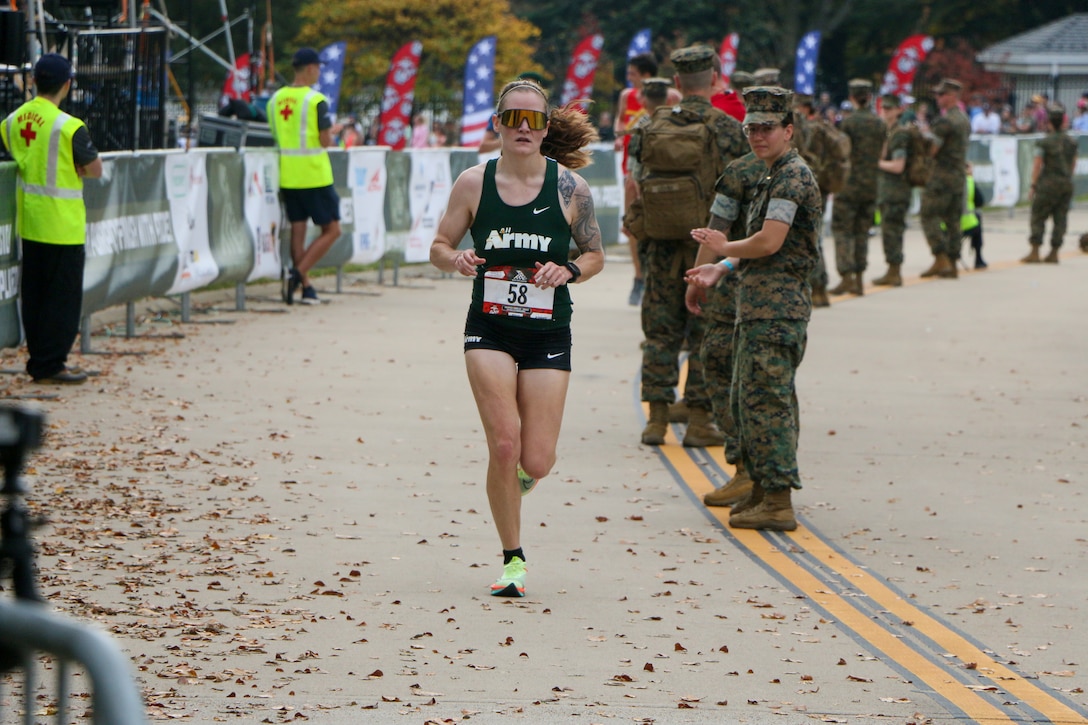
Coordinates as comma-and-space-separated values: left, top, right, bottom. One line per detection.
565, 261, 582, 282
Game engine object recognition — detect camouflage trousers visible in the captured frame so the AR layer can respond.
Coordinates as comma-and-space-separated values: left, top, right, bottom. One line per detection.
1029, 183, 1073, 248
699, 292, 740, 464
920, 181, 965, 260
807, 194, 829, 290
730, 319, 807, 492
831, 194, 877, 275
640, 239, 708, 407
878, 197, 911, 265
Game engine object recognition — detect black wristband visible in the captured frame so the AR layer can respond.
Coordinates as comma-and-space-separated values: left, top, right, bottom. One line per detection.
565, 261, 582, 282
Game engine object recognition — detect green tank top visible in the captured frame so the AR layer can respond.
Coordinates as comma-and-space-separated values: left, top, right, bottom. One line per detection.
469, 158, 573, 329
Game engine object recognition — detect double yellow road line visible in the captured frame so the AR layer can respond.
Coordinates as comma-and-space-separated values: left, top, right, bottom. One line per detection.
647, 418, 1087, 723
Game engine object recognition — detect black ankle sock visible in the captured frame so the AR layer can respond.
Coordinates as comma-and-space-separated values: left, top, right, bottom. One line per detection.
503, 548, 525, 565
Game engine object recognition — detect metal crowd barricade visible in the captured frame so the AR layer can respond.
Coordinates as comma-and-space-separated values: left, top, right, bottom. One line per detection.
0, 600, 147, 724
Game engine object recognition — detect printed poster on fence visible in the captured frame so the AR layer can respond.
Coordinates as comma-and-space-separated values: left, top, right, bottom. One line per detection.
988, 136, 1020, 208
404, 149, 452, 263
243, 150, 283, 282
348, 148, 388, 265
165, 151, 219, 294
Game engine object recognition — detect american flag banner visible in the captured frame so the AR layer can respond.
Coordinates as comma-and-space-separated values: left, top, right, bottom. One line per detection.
378, 40, 423, 150
880, 34, 934, 98
719, 33, 739, 81
314, 42, 347, 118
793, 31, 821, 95
626, 29, 652, 87
460, 36, 497, 147
559, 33, 604, 109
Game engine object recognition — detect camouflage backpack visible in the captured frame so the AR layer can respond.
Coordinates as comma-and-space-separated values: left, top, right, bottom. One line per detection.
905, 125, 936, 187
636, 105, 725, 239
801, 121, 851, 195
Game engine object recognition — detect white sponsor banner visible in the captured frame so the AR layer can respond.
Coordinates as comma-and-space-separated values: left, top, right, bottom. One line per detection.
243, 151, 283, 282
348, 148, 388, 265
404, 149, 452, 263
165, 152, 219, 293
988, 136, 1020, 208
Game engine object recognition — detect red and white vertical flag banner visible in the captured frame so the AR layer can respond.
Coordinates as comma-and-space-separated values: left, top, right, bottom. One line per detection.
219, 52, 253, 108
378, 41, 423, 150
719, 33, 739, 82
880, 34, 934, 98
559, 33, 604, 109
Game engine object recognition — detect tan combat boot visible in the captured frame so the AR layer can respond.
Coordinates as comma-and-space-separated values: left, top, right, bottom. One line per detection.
641, 402, 669, 446
1021, 245, 1041, 263
682, 407, 725, 447
729, 488, 797, 531
872, 264, 902, 286
937, 256, 958, 278
849, 272, 865, 295
810, 285, 830, 307
828, 273, 853, 295
729, 481, 764, 516
1043, 247, 1060, 264
919, 254, 947, 278
703, 461, 753, 507
668, 399, 689, 424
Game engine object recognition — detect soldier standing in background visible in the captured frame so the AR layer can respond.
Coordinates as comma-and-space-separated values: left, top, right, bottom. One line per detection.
873, 94, 912, 287
919, 78, 970, 279
686, 149, 766, 507
630, 45, 747, 448
829, 79, 884, 296
1022, 104, 1077, 264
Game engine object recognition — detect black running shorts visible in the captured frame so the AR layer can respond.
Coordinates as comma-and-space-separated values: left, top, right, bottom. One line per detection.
281, 185, 341, 225
463, 311, 572, 371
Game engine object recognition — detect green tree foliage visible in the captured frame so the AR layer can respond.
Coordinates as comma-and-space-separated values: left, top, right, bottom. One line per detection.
294, 0, 540, 114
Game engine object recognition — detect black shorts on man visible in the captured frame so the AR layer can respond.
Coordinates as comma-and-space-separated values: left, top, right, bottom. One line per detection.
281, 185, 340, 225
463, 310, 572, 371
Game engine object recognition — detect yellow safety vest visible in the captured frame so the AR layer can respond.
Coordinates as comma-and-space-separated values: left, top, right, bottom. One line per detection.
1, 97, 87, 244
960, 175, 979, 232
269, 86, 333, 189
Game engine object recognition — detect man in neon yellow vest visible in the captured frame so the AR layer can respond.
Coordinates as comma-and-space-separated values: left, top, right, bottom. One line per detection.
1, 54, 102, 384
269, 47, 341, 305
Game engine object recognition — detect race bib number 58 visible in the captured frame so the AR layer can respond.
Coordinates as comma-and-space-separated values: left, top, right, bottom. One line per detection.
482, 266, 555, 319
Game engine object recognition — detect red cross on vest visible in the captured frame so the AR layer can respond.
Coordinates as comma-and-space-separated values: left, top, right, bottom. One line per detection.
279, 104, 294, 122
19, 121, 37, 146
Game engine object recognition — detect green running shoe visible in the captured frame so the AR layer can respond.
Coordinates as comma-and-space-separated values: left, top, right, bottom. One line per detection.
490, 556, 527, 597
517, 466, 537, 496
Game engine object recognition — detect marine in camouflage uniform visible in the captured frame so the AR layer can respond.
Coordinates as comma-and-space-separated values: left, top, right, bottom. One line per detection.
1024, 105, 1078, 264
631, 45, 748, 447
699, 151, 765, 506
829, 79, 885, 295
873, 94, 912, 286
690, 86, 821, 531
793, 95, 835, 306
919, 78, 970, 278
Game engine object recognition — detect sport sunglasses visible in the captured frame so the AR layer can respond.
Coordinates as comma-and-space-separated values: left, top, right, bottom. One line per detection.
497, 108, 548, 130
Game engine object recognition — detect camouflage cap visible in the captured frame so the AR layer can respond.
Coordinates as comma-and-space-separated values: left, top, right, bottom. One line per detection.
752, 67, 781, 85
793, 93, 815, 107
848, 78, 873, 93
933, 78, 962, 95
670, 45, 715, 74
730, 70, 755, 90
641, 77, 672, 102
742, 85, 794, 125
880, 93, 902, 108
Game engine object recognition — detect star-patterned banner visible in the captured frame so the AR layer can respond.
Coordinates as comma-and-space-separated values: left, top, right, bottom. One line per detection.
626, 29, 652, 86
793, 31, 821, 96
313, 42, 347, 119
460, 36, 497, 147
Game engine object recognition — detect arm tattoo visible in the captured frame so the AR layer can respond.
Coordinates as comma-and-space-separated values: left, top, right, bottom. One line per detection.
558, 169, 577, 206
572, 186, 602, 254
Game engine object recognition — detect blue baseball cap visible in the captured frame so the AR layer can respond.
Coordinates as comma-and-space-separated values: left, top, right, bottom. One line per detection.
34, 53, 74, 86
292, 47, 321, 68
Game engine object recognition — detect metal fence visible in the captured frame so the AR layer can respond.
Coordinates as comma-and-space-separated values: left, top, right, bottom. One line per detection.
68, 27, 167, 152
